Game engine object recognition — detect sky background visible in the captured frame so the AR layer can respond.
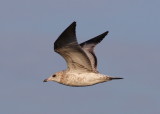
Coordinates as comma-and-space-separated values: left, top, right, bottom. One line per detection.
0, 0, 160, 114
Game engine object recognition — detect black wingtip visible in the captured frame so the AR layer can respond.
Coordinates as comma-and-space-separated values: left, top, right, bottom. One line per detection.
104, 31, 109, 35
66, 21, 76, 31
71, 21, 76, 27
100, 31, 109, 38
80, 30, 109, 46
72, 21, 76, 24
54, 21, 77, 50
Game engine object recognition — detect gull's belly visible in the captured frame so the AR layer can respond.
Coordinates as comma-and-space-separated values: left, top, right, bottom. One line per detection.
61, 73, 108, 86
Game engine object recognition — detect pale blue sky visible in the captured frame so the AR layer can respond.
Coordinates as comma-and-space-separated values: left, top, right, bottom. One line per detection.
0, 0, 160, 114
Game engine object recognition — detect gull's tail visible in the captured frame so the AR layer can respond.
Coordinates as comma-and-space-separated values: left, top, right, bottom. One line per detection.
108, 77, 124, 80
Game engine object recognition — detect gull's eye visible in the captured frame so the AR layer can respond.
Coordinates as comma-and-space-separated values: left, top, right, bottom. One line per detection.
52, 75, 56, 77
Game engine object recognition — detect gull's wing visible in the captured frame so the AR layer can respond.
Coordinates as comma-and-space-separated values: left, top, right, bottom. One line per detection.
54, 22, 93, 72
80, 31, 109, 71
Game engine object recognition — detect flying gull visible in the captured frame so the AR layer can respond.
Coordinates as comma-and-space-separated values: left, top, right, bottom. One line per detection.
43, 22, 123, 86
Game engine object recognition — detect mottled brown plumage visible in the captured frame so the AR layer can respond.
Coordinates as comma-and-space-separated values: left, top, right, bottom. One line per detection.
43, 22, 123, 86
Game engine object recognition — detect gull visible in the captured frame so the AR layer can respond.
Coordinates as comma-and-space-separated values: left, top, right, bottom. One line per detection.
43, 22, 123, 86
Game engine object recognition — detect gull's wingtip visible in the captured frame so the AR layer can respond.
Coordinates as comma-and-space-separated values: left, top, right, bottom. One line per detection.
101, 31, 109, 38
105, 31, 109, 35
67, 21, 76, 31
71, 21, 76, 26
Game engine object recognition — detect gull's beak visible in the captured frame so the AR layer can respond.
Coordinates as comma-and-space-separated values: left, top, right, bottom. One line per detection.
43, 79, 48, 82
43, 76, 53, 82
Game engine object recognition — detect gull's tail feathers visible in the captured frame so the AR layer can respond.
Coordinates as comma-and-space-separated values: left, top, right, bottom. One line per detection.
108, 77, 124, 80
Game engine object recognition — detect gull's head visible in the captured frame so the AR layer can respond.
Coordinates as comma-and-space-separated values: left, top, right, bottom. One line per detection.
43, 72, 62, 83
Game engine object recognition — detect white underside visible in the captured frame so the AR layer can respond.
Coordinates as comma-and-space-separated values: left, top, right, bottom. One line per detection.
59, 72, 109, 86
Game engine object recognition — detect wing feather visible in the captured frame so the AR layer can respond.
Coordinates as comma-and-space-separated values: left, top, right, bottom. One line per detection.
80, 31, 109, 71
54, 22, 93, 72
